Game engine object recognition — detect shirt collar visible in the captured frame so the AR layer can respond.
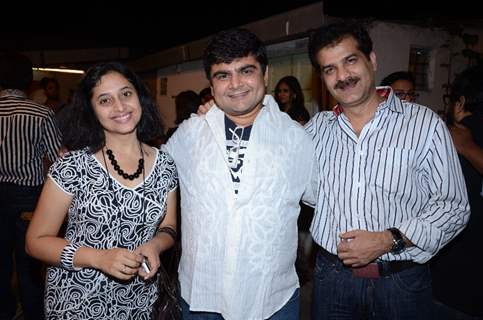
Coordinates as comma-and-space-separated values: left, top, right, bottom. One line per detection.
0, 89, 27, 99
207, 94, 274, 120
331, 86, 404, 119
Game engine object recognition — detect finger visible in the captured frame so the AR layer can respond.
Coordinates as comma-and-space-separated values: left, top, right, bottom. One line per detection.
341, 258, 359, 266
138, 267, 148, 279
116, 269, 135, 281
351, 262, 367, 268
337, 251, 352, 261
118, 261, 139, 277
337, 241, 350, 252
123, 252, 143, 266
122, 258, 141, 270
340, 230, 359, 239
139, 255, 159, 280
197, 105, 207, 115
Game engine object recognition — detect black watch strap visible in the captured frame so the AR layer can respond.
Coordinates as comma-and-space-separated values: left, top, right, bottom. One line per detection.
388, 227, 405, 254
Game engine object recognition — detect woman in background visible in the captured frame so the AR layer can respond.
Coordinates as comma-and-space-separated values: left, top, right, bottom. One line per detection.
274, 75, 310, 125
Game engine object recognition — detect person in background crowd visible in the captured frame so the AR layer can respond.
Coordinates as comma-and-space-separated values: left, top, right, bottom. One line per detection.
380, 70, 418, 102
40, 77, 65, 113
28, 80, 48, 105
198, 87, 213, 104
165, 90, 201, 139
0, 52, 61, 320
432, 65, 483, 318
274, 75, 311, 125
306, 21, 469, 320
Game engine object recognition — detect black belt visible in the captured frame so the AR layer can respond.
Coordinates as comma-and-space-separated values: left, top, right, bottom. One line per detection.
318, 247, 417, 278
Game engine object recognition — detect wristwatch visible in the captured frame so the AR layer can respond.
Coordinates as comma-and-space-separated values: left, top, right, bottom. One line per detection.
388, 228, 405, 254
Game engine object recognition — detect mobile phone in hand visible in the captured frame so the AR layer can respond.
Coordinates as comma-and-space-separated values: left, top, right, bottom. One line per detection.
141, 257, 151, 274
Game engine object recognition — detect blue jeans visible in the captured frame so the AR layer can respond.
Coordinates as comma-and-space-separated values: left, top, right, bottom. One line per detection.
181, 288, 300, 320
312, 251, 432, 320
0, 183, 44, 320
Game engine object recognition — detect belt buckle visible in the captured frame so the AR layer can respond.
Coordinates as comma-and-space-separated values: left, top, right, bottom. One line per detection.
352, 263, 380, 279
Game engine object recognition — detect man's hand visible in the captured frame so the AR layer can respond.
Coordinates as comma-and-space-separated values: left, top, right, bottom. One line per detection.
197, 99, 215, 115
337, 230, 393, 267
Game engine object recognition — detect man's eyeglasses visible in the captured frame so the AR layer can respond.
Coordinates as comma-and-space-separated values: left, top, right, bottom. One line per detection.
394, 90, 419, 101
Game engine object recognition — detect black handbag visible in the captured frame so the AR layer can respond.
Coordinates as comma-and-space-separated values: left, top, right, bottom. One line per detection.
152, 243, 182, 320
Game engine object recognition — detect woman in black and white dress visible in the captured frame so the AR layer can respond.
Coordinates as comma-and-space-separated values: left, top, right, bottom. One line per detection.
26, 62, 178, 319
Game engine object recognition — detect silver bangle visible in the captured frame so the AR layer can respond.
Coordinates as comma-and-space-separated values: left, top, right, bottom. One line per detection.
60, 242, 82, 271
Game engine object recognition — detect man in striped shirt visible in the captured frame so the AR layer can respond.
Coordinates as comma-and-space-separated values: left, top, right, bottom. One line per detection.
306, 22, 469, 319
0, 52, 61, 320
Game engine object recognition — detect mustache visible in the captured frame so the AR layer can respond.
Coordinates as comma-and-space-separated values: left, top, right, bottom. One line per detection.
334, 77, 360, 90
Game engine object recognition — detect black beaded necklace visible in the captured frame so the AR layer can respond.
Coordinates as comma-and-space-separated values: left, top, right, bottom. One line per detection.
100, 143, 146, 248
105, 146, 144, 180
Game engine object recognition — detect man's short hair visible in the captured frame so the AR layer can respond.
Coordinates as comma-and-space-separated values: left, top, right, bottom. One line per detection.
308, 21, 373, 74
450, 65, 483, 114
0, 52, 33, 90
202, 28, 268, 79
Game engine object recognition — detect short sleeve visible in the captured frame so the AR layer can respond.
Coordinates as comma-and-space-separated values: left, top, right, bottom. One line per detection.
159, 150, 178, 192
48, 151, 82, 195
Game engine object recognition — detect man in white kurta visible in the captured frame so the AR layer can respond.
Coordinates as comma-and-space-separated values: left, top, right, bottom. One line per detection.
163, 29, 315, 320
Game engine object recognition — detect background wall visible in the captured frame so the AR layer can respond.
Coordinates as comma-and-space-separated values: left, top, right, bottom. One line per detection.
153, 20, 483, 132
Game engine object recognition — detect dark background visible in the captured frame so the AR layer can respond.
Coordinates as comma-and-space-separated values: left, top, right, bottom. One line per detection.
1, 0, 479, 55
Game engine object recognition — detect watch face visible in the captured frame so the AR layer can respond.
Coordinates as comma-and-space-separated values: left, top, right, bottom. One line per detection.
391, 239, 405, 254
388, 228, 405, 254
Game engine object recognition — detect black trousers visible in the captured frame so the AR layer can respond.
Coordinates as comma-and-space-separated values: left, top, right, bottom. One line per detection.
0, 183, 44, 320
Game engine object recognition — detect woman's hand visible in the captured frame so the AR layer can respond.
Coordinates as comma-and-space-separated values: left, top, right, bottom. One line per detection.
134, 240, 163, 280
95, 248, 143, 280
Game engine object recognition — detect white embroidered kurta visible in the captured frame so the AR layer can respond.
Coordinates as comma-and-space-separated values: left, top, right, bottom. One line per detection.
163, 95, 315, 320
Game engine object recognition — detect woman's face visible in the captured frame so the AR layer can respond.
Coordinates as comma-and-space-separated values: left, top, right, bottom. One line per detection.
45, 80, 59, 100
276, 82, 294, 107
90, 71, 142, 138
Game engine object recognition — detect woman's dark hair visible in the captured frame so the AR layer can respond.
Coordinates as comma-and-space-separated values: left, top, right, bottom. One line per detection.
175, 90, 201, 125
198, 87, 212, 101
449, 65, 483, 114
380, 71, 415, 87
275, 76, 310, 123
275, 76, 305, 108
309, 21, 373, 74
61, 62, 163, 152
203, 28, 268, 80
274, 76, 310, 124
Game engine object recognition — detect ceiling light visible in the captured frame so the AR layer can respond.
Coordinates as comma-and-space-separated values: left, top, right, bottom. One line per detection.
32, 67, 85, 74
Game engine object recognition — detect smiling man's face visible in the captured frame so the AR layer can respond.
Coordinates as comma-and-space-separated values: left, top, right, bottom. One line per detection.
210, 54, 267, 125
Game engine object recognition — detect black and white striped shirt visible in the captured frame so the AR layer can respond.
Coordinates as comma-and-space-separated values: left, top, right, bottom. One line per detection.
305, 87, 469, 263
0, 89, 61, 186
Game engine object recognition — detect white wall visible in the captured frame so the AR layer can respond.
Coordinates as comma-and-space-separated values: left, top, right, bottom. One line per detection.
370, 21, 483, 113
155, 21, 483, 124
